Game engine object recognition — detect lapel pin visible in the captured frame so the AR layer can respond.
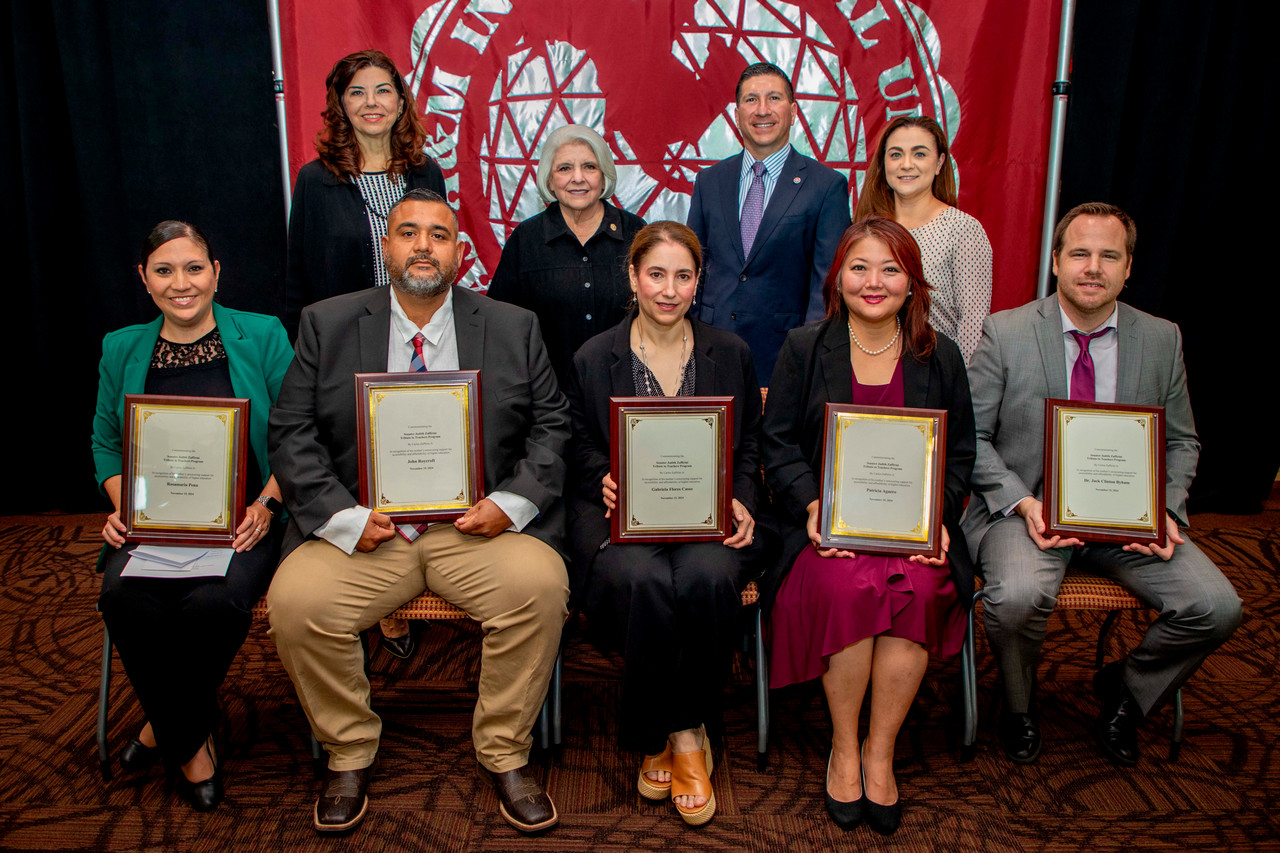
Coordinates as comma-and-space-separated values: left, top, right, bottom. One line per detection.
610, 223, 617, 231
793, 177, 801, 184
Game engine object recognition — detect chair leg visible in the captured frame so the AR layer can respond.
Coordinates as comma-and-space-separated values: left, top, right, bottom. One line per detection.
1096, 611, 1121, 669
552, 649, 563, 747
1169, 688, 1183, 761
97, 623, 113, 781
537, 648, 564, 752
960, 593, 979, 762
754, 606, 769, 771
310, 732, 324, 763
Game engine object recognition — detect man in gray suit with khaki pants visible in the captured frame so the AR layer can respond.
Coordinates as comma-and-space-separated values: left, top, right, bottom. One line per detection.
962, 202, 1241, 767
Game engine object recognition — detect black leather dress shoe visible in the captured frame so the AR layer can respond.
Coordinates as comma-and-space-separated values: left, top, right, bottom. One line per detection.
485, 764, 558, 832
381, 629, 416, 660
314, 767, 371, 833
119, 737, 160, 773
1094, 663, 1142, 767
997, 711, 1042, 764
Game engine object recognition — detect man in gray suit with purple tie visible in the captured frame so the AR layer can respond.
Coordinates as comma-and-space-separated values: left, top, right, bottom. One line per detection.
962, 202, 1241, 767
687, 62, 851, 385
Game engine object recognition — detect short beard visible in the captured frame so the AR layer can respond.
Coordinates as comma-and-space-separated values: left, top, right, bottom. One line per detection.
390, 254, 457, 299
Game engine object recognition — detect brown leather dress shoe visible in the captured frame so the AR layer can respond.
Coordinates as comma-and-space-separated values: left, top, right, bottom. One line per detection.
313, 766, 370, 833
485, 764, 558, 832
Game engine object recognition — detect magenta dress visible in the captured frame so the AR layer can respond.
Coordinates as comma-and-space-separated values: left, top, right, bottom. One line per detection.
769, 360, 965, 688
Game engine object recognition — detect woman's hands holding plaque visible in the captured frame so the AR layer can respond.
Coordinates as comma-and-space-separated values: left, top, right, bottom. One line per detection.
232, 500, 273, 553
806, 499, 855, 559
602, 473, 618, 517
908, 526, 949, 566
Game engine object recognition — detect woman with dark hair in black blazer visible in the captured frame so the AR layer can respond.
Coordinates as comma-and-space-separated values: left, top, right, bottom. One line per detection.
564, 221, 767, 827
762, 216, 975, 835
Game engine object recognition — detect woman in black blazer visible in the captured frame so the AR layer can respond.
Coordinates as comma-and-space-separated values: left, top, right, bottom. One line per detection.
564, 222, 768, 827
285, 49, 446, 338
762, 216, 975, 835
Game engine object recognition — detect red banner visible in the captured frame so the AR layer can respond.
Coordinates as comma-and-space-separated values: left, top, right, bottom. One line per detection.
280, 0, 1059, 310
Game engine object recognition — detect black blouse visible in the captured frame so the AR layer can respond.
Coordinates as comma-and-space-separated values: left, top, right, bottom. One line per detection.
486, 200, 645, 383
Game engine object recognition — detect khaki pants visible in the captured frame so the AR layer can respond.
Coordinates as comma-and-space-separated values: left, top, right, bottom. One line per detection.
267, 526, 568, 772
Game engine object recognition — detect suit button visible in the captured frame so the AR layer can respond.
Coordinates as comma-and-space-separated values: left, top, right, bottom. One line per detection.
586, 313, 593, 320
584, 282, 591, 288
731, 313, 737, 320
739, 274, 747, 281
582, 256, 589, 262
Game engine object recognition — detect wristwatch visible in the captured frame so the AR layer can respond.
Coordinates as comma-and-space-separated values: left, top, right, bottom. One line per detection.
256, 495, 284, 518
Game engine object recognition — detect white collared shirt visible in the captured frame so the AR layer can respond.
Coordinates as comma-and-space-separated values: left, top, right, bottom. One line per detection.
314, 287, 538, 553
737, 145, 792, 216
1059, 302, 1119, 404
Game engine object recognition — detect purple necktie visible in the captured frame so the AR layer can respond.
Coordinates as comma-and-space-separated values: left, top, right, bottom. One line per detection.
741, 160, 766, 257
399, 333, 430, 542
1067, 328, 1112, 401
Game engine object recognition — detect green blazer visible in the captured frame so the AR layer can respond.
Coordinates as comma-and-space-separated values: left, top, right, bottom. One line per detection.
92, 303, 294, 491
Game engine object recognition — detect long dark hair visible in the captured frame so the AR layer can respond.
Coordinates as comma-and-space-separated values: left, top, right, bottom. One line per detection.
315, 49, 427, 180
823, 217, 936, 359
854, 115, 957, 220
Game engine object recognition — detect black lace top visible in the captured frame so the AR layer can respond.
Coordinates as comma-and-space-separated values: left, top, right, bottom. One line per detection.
150, 327, 226, 369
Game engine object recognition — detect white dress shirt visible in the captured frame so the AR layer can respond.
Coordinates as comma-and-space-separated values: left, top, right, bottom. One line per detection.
314, 288, 538, 553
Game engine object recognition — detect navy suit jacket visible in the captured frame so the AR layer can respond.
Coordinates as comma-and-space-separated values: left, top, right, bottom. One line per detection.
688, 147, 851, 384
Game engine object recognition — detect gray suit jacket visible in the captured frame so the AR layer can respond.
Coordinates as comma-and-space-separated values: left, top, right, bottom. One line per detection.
269, 285, 570, 559
961, 294, 1199, 558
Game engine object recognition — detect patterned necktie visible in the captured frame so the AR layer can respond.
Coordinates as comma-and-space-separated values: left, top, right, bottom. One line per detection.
399, 333, 430, 542
741, 160, 767, 257
1067, 328, 1112, 401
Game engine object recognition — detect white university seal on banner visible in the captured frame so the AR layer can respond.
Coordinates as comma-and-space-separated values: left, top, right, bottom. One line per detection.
404, 0, 959, 287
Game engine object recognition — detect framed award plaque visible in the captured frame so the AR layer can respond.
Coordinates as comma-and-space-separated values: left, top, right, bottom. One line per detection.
818, 404, 947, 558
609, 396, 734, 544
120, 394, 249, 547
355, 371, 485, 523
1042, 399, 1166, 546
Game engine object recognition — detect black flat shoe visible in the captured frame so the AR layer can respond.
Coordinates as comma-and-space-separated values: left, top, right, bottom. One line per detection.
119, 737, 160, 773
178, 737, 222, 812
823, 751, 863, 830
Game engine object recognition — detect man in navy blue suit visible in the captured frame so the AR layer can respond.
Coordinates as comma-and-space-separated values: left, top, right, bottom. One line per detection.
688, 62, 851, 385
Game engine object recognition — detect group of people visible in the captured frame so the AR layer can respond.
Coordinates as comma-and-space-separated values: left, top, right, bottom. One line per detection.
91, 50, 1241, 839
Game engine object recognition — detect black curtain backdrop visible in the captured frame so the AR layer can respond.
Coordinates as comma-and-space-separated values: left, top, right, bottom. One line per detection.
1060, 0, 1273, 513
2, 1, 284, 515
2, 1, 1272, 515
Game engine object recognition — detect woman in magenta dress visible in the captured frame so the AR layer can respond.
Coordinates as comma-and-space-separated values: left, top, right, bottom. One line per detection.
762, 216, 975, 836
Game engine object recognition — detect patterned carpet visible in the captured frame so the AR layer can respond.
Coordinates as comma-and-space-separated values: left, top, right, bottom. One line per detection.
0, 495, 1277, 852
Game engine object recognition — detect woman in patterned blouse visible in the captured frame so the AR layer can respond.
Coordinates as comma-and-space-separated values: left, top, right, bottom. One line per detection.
855, 116, 993, 363
92, 221, 294, 811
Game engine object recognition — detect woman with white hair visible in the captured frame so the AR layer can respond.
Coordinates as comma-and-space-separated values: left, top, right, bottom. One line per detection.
487, 124, 645, 383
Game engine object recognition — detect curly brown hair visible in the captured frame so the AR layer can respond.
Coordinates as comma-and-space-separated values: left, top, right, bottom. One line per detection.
315, 49, 427, 181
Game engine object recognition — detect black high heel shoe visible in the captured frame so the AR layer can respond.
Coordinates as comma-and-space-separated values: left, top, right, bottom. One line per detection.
178, 736, 222, 812
119, 737, 160, 773
861, 745, 901, 836
823, 749, 863, 830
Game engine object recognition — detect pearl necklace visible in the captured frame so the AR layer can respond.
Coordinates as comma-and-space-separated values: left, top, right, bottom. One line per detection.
848, 316, 901, 356
637, 323, 689, 396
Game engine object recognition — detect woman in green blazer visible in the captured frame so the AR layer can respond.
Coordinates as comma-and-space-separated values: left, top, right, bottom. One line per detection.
92, 221, 293, 811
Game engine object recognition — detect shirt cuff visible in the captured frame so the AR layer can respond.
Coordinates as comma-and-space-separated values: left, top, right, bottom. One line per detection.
314, 506, 372, 554
1001, 495, 1034, 518
487, 491, 538, 532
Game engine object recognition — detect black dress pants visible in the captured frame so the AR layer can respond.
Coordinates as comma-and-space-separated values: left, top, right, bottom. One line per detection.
585, 540, 751, 754
98, 522, 282, 767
